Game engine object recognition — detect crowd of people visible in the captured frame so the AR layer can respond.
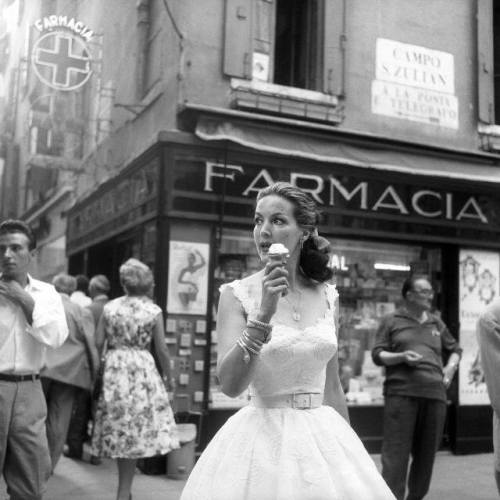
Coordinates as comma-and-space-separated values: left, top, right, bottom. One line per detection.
0, 219, 178, 500
2, 181, 500, 499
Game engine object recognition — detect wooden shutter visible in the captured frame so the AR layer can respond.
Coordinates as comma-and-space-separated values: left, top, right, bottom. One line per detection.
477, 0, 494, 123
223, 0, 253, 78
253, 0, 275, 82
323, 0, 344, 96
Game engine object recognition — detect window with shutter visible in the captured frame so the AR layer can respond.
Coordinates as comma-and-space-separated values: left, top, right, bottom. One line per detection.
477, 0, 500, 150
273, 0, 323, 91
224, 0, 343, 123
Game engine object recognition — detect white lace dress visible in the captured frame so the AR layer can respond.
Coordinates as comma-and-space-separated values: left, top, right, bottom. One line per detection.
180, 281, 395, 500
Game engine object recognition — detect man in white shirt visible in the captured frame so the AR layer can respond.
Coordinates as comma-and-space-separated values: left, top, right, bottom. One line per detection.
0, 219, 68, 500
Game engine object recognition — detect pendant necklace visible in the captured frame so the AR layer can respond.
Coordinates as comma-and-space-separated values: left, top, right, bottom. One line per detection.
285, 289, 302, 322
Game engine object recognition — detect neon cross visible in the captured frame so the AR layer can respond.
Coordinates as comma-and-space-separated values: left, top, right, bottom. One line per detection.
34, 33, 90, 88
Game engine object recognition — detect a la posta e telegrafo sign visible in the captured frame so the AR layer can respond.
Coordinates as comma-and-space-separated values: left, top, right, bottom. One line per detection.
31, 15, 93, 91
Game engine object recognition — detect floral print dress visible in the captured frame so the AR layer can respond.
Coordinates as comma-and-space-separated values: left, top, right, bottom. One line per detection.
91, 296, 179, 459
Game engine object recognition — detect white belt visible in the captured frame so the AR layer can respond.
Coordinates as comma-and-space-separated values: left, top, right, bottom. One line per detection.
250, 392, 323, 409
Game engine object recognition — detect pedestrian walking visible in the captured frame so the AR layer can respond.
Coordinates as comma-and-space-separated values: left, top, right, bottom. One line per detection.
372, 275, 462, 500
0, 219, 68, 500
87, 274, 111, 326
181, 182, 395, 500
91, 258, 178, 500
71, 274, 92, 308
41, 273, 99, 473
477, 297, 500, 495
65, 274, 111, 465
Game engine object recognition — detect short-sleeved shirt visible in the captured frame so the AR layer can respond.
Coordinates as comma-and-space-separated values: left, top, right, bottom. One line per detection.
372, 307, 462, 402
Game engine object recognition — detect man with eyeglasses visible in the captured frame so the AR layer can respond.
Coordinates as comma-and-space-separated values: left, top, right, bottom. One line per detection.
372, 275, 462, 500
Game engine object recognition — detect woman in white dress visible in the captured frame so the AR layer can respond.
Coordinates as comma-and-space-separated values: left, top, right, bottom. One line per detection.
180, 182, 395, 500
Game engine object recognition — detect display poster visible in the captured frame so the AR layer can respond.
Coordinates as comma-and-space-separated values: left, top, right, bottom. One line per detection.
459, 249, 500, 405
167, 241, 209, 315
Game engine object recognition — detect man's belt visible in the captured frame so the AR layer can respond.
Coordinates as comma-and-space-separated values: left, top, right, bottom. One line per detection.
0, 373, 40, 382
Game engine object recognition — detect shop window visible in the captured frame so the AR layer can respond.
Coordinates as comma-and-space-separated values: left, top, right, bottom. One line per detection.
210, 228, 261, 409
224, 0, 344, 122
330, 239, 442, 406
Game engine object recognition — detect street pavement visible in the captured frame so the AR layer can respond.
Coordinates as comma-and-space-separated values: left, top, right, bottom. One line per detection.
0, 451, 498, 499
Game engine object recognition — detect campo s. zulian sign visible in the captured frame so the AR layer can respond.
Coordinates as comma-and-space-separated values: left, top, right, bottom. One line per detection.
203, 162, 489, 224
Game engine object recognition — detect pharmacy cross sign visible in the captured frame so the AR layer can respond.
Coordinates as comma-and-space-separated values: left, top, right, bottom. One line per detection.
32, 31, 92, 91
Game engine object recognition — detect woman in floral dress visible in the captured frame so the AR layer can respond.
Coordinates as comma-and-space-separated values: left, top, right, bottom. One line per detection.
91, 258, 179, 500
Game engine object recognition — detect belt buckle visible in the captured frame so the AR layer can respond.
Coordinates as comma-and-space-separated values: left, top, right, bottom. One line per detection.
292, 393, 312, 409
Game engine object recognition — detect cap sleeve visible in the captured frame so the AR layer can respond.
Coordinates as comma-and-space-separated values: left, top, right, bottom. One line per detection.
220, 279, 260, 317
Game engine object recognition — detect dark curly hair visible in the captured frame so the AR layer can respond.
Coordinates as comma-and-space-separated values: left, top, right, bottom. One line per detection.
0, 219, 37, 250
256, 182, 333, 283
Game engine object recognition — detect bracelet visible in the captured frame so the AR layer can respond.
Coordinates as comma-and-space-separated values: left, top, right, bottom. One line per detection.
247, 318, 273, 343
237, 330, 263, 364
242, 330, 263, 351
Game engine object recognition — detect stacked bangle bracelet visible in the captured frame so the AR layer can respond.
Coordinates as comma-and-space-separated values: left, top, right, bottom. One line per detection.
247, 318, 273, 343
236, 319, 273, 364
237, 329, 264, 363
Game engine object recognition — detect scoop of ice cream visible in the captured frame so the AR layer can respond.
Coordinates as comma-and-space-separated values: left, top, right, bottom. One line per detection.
268, 243, 289, 259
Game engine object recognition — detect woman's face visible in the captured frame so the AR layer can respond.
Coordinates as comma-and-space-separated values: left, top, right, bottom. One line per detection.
253, 194, 304, 262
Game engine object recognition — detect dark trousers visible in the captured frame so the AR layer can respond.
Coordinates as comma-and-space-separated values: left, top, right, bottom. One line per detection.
65, 388, 92, 457
381, 395, 447, 500
42, 378, 80, 472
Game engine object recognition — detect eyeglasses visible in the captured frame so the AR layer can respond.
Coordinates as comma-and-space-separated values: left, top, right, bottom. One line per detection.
411, 289, 434, 297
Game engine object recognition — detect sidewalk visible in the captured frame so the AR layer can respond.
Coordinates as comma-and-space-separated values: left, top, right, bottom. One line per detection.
1, 451, 498, 499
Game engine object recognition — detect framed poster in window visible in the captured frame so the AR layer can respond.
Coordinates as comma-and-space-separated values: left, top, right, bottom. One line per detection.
458, 249, 499, 405
167, 241, 209, 315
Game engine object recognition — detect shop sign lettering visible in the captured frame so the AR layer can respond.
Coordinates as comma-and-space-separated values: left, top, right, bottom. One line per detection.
69, 163, 158, 238
204, 162, 488, 224
34, 15, 94, 41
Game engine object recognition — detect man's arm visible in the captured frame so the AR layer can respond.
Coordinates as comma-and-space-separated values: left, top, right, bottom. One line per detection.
27, 284, 68, 348
80, 308, 99, 382
477, 306, 500, 415
439, 321, 462, 388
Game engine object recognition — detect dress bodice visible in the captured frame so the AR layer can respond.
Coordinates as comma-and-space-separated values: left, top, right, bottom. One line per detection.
103, 296, 161, 350
222, 280, 338, 397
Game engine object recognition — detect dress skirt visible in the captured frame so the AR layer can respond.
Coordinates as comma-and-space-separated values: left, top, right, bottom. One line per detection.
180, 404, 395, 500
91, 348, 179, 459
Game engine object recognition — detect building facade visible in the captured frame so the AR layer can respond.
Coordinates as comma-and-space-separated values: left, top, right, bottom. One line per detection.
2, 0, 500, 452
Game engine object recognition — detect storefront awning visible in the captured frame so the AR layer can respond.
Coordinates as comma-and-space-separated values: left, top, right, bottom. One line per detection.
195, 115, 500, 185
